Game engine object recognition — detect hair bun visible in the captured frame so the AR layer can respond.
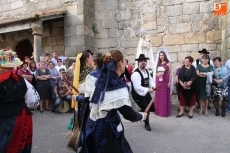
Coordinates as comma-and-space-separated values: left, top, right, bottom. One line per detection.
103, 52, 112, 64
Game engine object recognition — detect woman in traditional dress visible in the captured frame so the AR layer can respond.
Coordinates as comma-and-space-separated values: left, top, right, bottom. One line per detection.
84, 50, 148, 153
72, 52, 104, 152
67, 50, 94, 151
154, 47, 173, 117
35, 61, 52, 113
196, 54, 214, 116
0, 51, 37, 153
211, 57, 228, 117
135, 28, 155, 71
177, 56, 197, 118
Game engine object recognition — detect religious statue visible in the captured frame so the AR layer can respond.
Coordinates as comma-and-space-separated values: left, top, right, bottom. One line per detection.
135, 28, 155, 74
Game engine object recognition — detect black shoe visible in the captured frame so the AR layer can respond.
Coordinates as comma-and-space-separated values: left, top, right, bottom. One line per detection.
176, 114, 184, 118
215, 110, 220, 116
188, 115, 193, 119
40, 110, 43, 113
145, 123, 152, 131
208, 105, 211, 110
221, 111, 225, 117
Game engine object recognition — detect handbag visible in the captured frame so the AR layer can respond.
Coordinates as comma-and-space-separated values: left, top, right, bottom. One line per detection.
24, 79, 40, 108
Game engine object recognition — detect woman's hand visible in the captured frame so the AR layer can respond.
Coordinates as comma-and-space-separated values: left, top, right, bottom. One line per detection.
187, 81, 192, 86
167, 82, 170, 88
140, 112, 148, 121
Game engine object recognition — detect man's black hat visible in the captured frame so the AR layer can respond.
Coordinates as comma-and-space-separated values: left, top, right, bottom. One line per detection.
135, 54, 150, 61
198, 48, 209, 54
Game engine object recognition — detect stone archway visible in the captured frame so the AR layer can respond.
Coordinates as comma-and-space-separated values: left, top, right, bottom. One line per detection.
4, 30, 34, 58
15, 39, 33, 60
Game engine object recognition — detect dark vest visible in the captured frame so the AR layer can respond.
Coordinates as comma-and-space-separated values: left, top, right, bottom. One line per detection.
131, 69, 149, 96
0, 76, 32, 117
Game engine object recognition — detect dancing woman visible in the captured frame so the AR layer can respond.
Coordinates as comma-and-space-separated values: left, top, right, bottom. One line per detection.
84, 50, 148, 153
0, 50, 39, 153
67, 50, 94, 151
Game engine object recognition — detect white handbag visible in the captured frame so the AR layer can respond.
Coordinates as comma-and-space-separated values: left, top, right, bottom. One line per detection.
24, 79, 40, 108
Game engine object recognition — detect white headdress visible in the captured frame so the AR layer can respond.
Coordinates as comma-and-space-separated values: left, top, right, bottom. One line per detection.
153, 47, 174, 94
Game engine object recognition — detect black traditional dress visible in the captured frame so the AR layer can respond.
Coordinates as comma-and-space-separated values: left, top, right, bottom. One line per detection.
0, 70, 33, 153
84, 61, 143, 153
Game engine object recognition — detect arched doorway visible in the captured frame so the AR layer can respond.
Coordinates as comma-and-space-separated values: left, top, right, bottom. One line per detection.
15, 39, 33, 61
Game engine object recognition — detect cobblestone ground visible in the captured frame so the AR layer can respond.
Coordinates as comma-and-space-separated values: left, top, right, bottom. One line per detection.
32, 103, 230, 153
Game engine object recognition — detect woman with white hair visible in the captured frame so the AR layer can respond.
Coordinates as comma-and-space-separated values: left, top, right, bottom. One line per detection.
153, 47, 173, 117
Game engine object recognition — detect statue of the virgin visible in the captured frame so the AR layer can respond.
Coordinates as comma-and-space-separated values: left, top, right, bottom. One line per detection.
135, 28, 155, 72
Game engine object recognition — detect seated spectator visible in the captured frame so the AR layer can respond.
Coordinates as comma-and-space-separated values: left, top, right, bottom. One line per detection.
51, 51, 69, 66
17, 62, 33, 84
66, 60, 75, 82
52, 69, 73, 112
55, 59, 66, 72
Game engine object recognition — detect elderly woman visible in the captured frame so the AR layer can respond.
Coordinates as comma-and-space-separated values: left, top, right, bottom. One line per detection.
0, 52, 37, 153
196, 55, 214, 116
177, 56, 197, 119
211, 57, 228, 117
35, 61, 52, 113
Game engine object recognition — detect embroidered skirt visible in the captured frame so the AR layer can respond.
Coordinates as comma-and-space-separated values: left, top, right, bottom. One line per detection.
0, 109, 33, 153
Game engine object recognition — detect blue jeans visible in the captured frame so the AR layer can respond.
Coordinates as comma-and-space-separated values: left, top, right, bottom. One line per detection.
52, 95, 72, 111
226, 77, 230, 111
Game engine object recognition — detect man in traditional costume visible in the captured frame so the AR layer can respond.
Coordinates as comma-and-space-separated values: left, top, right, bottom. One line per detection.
131, 54, 155, 131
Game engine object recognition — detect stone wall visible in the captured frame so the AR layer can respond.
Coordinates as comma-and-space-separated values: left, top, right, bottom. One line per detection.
221, 0, 230, 61
95, 0, 222, 73
42, 20, 65, 56
0, 0, 97, 58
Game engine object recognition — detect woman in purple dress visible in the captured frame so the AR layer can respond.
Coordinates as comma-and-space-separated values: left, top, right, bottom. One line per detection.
154, 48, 172, 117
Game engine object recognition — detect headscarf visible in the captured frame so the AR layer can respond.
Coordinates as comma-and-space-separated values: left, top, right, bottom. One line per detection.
0, 68, 19, 82
153, 47, 174, 94
90, 59, 127, 104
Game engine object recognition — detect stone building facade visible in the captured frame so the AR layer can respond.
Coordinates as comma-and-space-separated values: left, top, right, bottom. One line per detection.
0, 0, 229, 72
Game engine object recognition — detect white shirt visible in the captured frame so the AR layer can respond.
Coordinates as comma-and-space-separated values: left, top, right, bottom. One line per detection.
225, 59, 230, 77
51, 56, 67, 66
54, 65, 66, 72
192, 58, 214, 69
131, 69, 154, 96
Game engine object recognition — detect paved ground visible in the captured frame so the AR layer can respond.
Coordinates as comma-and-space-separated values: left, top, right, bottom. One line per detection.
32, 103, 230, 153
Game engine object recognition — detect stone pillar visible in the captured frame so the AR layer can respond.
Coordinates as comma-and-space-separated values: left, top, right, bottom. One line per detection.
32, 27, 43, 63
